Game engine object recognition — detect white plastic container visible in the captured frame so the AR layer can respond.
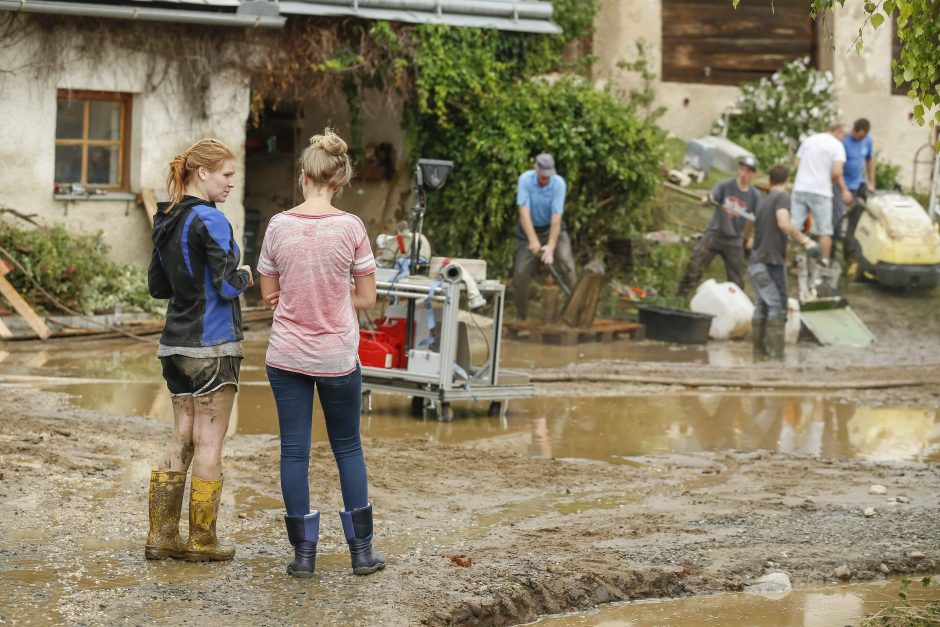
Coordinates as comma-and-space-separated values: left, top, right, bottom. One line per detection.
785, 298, 801, 344
690, 279, 754, 340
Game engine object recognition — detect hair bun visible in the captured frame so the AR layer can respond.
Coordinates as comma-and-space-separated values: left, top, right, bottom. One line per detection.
310, 128, 347, 157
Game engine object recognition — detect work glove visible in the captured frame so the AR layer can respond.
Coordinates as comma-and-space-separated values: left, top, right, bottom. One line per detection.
802, 239, 821, 258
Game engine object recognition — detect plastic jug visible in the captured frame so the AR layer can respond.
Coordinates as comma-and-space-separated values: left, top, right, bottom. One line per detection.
690, 279, 755, 340
785, 298, 801, 345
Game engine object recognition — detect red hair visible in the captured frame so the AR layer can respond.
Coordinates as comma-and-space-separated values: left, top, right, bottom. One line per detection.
165, 138, 235, 210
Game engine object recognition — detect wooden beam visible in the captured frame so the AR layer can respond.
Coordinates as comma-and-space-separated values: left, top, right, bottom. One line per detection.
0, 272, 51, 340
140, 187, 157, 229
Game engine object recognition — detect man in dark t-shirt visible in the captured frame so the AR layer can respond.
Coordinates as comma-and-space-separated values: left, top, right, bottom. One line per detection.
749, 165, 820, 359
677, 156, 762, 298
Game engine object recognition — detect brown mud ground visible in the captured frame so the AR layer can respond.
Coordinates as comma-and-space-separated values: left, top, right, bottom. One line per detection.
2, 283, 939, 625
2, 381, 938, 625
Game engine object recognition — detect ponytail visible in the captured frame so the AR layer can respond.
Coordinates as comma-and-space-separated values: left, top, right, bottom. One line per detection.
164, 138, 235, 212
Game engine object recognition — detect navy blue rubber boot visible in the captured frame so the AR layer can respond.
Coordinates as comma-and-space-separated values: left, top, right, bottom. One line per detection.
339, 504, 386, 575
284, 511, 319, 578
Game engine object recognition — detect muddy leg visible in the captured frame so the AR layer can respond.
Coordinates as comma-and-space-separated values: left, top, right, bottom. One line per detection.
160, 395, 196, 472
191, 386, 236, 481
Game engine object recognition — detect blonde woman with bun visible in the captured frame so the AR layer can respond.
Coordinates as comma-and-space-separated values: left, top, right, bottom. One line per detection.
145, 138, 253, 563
257, 128, 384, 579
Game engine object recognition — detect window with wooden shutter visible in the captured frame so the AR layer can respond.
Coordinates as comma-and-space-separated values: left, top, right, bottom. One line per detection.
661, 0, 817, 85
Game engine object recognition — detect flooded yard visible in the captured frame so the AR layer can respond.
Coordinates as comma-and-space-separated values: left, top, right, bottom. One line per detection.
1, 282, 939, 625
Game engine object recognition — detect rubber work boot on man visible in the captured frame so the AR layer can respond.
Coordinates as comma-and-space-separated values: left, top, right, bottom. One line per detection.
752, 318, 768, 359
339, 504, 386, 575
765, 319, 787, 360
145, 469, 187, 560
184, 475, 235, 561
284, 511, 319, 578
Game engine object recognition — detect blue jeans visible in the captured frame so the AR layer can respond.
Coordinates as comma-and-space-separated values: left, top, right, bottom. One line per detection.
749, 263, 788, 321
266, 364, 369, 516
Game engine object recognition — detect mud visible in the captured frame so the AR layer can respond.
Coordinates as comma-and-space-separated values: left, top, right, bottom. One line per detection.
1, 281, 939, 625
2, 382, 938, 625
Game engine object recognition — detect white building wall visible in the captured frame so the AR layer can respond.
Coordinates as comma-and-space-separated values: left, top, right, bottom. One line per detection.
593, 0, 934, 191
0, 18, 250, 267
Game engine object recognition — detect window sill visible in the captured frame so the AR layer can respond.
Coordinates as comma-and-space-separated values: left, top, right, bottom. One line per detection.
54, 192, 136, 202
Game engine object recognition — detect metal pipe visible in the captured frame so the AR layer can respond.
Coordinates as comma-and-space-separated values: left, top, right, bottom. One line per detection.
0, 0, 286, 27
303, 0, 552, 19
378, 290, 446, 302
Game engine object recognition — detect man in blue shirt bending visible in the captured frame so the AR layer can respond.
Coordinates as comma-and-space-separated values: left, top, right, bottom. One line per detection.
513, 153, 577, 319
836, 118, 876, 240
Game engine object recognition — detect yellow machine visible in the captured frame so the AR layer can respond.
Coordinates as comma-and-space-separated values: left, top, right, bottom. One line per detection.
846, 192, 940, 288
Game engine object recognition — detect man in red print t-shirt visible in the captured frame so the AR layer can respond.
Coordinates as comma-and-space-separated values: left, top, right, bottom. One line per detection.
677, 156, 762, 298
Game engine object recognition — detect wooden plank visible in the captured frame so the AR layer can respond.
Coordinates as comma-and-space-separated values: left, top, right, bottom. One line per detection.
0, 275, 51, 339
140, 187, 158, 229
0, 317, 12, 339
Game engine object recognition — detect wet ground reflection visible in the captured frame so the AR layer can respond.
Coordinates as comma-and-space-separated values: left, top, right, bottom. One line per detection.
45, 382, 939, 464
541, 577, 940, 627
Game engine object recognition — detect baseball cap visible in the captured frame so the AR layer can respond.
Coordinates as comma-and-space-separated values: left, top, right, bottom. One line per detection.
739, 155, 758, 171
535, 153, 556, 176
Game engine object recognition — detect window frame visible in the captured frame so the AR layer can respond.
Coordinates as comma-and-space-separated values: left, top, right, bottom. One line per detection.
55, 89, 133, 192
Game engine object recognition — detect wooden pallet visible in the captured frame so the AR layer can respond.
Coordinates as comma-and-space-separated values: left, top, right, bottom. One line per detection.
504, 318, 645, 346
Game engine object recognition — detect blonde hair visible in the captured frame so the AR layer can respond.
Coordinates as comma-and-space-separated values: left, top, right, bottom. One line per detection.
165, 138, 235, 210
299, 128, 353, 194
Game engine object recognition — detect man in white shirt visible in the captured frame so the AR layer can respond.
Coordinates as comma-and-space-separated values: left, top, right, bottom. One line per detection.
791, 122, 854, 265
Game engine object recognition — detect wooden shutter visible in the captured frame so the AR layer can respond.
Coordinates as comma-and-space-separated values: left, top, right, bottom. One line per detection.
662, 0, 816, 85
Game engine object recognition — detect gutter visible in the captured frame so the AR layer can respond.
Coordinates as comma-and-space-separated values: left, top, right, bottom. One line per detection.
0, 0, 286, 27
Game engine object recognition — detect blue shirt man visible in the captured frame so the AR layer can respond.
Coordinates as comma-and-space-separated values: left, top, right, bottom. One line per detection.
516, 169, 566, 227
512, 153, 577, 319
843, 118, 875, 192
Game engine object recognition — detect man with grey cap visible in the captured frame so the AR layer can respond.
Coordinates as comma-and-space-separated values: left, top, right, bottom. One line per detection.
677, 155, 761, 298
513, 153, 577, 319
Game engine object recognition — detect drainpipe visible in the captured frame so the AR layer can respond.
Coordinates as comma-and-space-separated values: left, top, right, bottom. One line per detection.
308, 0, 553, 20
0, 0, 286, 27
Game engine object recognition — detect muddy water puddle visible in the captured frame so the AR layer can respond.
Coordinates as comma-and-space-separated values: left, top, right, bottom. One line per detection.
541, 577, 940, 627
34, 381, 940, 464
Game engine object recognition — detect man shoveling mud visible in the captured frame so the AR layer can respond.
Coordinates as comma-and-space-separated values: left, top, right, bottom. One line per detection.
677, 156, 761, 298
512, 153, 578, 319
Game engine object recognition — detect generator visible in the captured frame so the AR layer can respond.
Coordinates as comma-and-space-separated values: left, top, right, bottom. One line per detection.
846, 191, 940, 288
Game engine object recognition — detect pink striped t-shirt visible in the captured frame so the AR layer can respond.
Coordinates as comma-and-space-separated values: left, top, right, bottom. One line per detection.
257, 211, 376, 376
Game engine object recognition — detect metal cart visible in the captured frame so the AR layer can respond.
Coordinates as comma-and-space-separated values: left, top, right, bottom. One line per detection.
361, 268, 534, 421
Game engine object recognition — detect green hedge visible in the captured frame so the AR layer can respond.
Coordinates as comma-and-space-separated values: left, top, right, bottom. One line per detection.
0, 222, 161, 315
416, 78, 664, 276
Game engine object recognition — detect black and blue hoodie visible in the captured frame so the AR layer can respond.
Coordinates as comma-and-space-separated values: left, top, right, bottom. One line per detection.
148, 195, 251, 350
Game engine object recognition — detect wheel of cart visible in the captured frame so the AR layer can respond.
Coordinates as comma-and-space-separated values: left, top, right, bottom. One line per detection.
409, 395, 453, 421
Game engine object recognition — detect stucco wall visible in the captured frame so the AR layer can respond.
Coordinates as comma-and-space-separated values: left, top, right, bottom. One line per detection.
593, 0, 934, 191
0, 17, 251, 268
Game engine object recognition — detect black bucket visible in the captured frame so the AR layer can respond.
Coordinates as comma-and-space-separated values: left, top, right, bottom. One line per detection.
637, 306, 713, 344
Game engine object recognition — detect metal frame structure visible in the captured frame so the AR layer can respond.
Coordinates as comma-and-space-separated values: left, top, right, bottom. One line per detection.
361, 269, 533, 421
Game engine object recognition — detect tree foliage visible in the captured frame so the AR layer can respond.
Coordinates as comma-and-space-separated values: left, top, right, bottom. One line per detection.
408, 6, 666, 276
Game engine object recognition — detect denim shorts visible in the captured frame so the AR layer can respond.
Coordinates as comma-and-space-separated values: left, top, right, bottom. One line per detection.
791, 191, 833, 236
160, 355, 241, 397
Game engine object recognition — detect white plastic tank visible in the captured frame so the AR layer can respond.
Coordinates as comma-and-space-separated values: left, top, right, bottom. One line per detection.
690, 279, 754, 340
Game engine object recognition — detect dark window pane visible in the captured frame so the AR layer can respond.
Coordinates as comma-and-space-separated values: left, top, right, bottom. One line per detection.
87, 145, 119, 185
56, 100, 84, 139
55, 145, 83, 184
88, 100, 121, 140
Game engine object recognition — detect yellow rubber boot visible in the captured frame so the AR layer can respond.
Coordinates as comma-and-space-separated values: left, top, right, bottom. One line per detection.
184, 475, 235, 562
145, 470, 187, 560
